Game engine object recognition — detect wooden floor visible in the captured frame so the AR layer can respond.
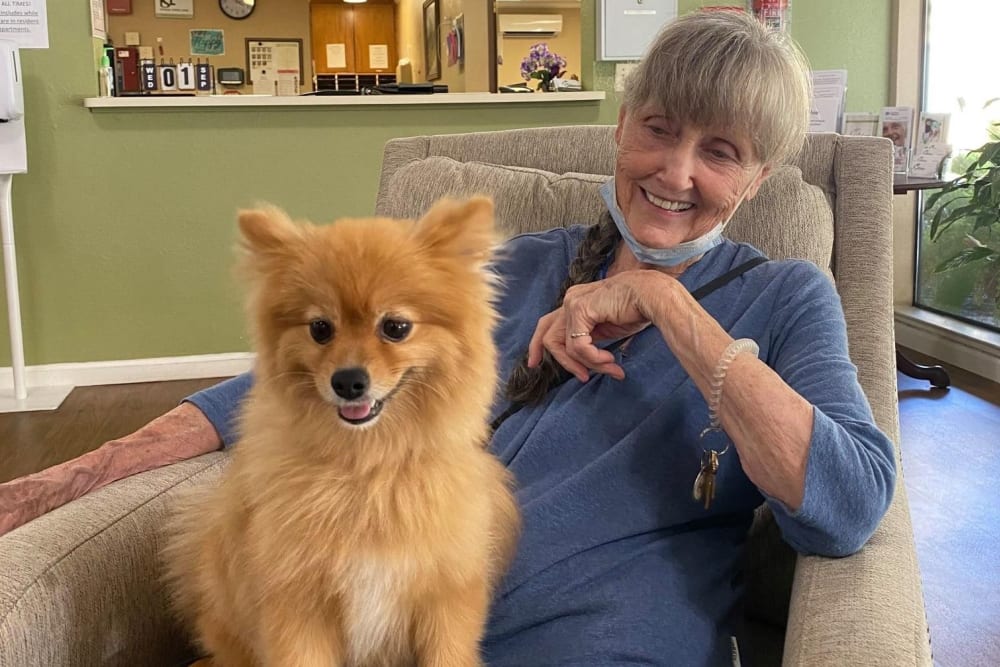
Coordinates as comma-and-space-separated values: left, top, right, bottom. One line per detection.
0, 377, 227, 483
1, 352, 997, 667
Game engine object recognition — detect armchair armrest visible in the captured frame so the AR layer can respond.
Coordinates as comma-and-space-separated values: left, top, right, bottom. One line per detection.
0, 452, 228, 667
783, 482, 932, 666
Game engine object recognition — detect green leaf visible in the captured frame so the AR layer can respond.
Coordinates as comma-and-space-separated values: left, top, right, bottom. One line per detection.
933, 246, 998, 273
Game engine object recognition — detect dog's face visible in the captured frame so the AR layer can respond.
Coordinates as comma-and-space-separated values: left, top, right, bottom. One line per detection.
237, 198, 498, 431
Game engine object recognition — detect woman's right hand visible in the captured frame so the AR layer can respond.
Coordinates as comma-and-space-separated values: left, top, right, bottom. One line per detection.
0, 402, 221, 537
527, 270, 672, 382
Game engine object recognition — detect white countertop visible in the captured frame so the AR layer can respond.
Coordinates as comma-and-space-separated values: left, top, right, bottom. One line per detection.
83, 91, 606, 109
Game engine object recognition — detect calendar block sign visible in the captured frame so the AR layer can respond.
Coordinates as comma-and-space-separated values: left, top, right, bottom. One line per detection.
159, 63, 177, 91
177, 61, 196, 90
195, 63, 213, 91
140, 61, 158, 91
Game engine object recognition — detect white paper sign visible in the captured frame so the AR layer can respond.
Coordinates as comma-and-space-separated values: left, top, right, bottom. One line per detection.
326, 43, 346, 69
252, 69, 274, 96
909, 144, 952, 179
90, 0, 106, 40
0, 0, 49, 49
369, 44, 389, 70
277, 72, 298, 96
274, 44, 298, 71
808, 70, 847, 133
155, 0, 194, 19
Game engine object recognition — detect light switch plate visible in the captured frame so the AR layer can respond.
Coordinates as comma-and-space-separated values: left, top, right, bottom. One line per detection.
614, 63, 638, 92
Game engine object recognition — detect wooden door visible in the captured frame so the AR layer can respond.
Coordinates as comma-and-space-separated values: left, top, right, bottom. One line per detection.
311, 2, 355, 74
353, 3, 397, 73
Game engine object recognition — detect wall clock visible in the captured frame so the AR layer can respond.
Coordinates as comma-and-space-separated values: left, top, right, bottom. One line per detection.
219, 0, 255, 20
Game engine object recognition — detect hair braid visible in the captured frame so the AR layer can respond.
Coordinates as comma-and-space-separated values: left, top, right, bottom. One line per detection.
504, 213, 621, 406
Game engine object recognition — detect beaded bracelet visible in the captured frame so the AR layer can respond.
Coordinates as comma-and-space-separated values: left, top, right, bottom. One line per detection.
701, 338, 759, 437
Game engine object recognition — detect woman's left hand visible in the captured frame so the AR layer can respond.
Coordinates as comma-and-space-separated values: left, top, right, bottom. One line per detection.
527, 271, 670, 383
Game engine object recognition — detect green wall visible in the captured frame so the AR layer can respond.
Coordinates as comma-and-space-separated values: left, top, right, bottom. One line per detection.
2, 0, 890, 367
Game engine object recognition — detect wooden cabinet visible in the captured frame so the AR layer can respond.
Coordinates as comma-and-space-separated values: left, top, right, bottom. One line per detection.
311, 0, 397, 74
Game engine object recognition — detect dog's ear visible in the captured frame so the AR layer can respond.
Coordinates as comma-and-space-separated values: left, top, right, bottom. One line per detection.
237, 206, 304, 256
414, 196, 496, 262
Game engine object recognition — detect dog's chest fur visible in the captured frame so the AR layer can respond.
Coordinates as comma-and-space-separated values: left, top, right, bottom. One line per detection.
342, 555, 415, 665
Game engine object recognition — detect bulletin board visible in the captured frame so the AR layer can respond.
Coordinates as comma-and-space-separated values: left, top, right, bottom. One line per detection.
245, 38, 304, 94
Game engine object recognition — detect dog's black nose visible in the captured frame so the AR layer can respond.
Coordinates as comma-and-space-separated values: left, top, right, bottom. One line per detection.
331, 368, 369, 400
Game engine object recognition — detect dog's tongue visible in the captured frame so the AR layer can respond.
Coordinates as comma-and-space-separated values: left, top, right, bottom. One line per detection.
339, 403, 372, 420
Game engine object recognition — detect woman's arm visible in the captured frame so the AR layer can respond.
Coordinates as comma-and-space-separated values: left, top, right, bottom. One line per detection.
0, 372, 254, 536
530, 265, 896, 556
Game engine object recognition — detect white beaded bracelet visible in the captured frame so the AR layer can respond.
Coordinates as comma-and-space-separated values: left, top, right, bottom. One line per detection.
702, 338, 759, 436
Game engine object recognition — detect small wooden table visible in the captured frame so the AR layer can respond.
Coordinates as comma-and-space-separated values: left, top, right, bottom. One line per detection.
892, 174, 952, 388
893, 174, 950, 195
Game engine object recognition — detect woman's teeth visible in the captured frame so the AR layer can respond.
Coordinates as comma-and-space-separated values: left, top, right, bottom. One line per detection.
645, 190, 694, 212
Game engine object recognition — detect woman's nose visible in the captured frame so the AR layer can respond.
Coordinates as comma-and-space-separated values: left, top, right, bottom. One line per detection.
656, 141, 697, 191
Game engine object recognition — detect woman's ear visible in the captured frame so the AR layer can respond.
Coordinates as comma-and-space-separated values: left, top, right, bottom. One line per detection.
614, 106, 628, 145
744, 165, 773, 201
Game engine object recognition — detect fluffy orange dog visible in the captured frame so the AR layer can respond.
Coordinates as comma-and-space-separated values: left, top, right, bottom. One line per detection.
162, 198, 520, 667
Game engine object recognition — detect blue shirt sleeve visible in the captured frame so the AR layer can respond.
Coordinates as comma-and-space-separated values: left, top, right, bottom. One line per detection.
184, 372, 253, 448
761, 262, 897, 557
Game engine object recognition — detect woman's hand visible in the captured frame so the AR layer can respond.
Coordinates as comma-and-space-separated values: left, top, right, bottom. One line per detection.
527, 271, 672, 383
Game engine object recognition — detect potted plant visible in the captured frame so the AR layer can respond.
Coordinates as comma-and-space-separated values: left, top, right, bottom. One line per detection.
520, 43, 566, 92
922, 105, 1000, 322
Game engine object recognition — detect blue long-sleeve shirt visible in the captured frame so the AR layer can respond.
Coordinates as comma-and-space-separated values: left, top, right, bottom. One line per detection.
187, 227, 895, 666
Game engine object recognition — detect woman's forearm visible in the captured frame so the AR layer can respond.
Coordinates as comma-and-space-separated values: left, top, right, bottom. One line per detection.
648, 277, 812, 509
0, 402, 221, 536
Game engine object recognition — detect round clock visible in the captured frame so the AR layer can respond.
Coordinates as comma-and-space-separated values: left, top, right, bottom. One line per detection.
219, 0, 255, 20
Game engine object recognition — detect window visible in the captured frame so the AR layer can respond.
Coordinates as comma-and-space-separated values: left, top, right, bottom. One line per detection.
915, 0, 1000, 332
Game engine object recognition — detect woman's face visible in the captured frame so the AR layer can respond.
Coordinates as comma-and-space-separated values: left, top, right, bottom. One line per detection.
613, 106, 770, 251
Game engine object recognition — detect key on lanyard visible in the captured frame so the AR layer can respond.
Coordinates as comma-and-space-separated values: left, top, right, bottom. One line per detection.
693, 449, 720, 510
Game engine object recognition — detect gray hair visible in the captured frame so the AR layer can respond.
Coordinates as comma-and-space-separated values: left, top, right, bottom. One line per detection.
623, 10, 812, 166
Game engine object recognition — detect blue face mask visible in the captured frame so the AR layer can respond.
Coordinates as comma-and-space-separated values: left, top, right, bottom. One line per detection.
598, 178, 733, 268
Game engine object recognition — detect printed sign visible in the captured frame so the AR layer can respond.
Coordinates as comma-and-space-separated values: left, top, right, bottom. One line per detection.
0, 0, 48, 49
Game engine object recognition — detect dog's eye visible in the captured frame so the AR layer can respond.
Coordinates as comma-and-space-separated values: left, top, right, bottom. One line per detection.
309, 319, 334, 344
380, 318, 412, 342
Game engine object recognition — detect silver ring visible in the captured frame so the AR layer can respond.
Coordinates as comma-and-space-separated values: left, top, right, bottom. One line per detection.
569, 331, 591, 339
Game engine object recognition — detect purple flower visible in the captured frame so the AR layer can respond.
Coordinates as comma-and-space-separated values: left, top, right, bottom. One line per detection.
520, 42, 565, 82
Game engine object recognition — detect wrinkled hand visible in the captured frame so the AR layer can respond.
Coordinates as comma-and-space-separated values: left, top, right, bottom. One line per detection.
527, 270, 670, 382
0, 402, 220, 537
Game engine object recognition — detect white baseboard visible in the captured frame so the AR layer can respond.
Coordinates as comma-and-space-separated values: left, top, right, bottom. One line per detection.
895, 306, 1000, 384
0, 352, 255, 391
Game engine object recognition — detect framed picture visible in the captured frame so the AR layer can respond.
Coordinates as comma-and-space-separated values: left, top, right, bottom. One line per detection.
422, 0, 440, 81
842, 112, 879, 137
245, 38, 304, 96
917, 112, 951, 150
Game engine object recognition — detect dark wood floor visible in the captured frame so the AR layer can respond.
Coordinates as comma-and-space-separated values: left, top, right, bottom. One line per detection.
0, 377, 227, 484
0, 352, 997, 667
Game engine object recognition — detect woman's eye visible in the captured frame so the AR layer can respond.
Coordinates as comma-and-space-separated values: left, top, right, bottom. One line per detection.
309, 319, 334, 344
708, 147, 737, 162
381, 318, 412, 342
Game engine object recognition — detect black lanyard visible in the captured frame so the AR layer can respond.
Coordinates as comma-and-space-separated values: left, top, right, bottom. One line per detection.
489, 255, 769, 433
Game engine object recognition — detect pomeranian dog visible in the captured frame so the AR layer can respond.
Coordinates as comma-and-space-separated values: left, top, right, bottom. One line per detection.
162, 197, 520, 667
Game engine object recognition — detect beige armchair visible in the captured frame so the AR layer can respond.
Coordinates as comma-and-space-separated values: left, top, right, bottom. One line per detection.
0, 127, 932, 666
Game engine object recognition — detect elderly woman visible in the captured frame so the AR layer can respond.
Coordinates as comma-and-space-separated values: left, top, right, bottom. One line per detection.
1, 10, 893, 666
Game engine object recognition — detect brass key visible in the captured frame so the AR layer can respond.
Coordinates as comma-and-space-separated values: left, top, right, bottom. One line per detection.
693, 449, 720, 510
